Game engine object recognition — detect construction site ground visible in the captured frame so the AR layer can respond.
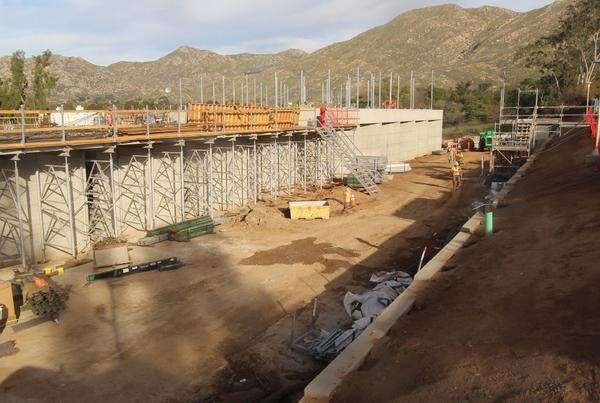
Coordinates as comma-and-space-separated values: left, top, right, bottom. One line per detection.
0, 151, 487, 402
332, 131, 600, 402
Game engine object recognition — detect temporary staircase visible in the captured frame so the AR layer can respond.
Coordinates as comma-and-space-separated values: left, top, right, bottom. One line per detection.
316, 113, 380, 195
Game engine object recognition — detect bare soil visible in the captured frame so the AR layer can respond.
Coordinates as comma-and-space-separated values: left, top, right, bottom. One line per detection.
0, 151, 486, 402
333, 131, 600, 402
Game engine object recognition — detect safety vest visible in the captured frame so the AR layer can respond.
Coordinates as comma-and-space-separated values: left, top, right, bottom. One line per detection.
451, 166, 460, 176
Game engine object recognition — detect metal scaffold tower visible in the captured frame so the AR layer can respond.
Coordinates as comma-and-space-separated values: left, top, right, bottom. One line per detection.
492, 89, 539, 172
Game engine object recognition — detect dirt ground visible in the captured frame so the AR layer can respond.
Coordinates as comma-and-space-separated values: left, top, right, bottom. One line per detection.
332, 130, 600, 402
0, 151, 486, 402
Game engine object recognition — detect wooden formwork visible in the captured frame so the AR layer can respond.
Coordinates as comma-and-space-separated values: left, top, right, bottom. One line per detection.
187, 103, 299, 131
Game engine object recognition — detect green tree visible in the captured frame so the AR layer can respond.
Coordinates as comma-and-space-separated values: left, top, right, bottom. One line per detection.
8, 50, 28, 108
30, 50, 57, 109
0, 78, 9, 108
518, 0, 600, 100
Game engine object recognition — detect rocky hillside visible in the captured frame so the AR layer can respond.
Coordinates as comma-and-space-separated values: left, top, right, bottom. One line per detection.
0, 1, 571, 104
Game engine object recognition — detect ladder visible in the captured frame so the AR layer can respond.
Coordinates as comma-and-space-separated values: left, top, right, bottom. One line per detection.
316, 114, 380, 196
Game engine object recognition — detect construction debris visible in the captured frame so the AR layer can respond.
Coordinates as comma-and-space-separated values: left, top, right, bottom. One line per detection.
19, 275, 69, 321
291, 271, 412, 362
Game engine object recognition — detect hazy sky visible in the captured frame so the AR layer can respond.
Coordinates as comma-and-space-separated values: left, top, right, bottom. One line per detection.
0, 0, 554, 65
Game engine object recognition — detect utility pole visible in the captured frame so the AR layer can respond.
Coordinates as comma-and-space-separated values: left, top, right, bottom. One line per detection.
396, 74, 400, 109
275, 72, 278, 108
356, 67, 360, 108
430, 70, 434, 109
200, 75, 204, 103
378, 71, 382, 108
389, 72, 393, 108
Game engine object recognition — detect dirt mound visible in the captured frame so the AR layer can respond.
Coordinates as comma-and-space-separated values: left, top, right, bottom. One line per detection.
235, 203, 289, 228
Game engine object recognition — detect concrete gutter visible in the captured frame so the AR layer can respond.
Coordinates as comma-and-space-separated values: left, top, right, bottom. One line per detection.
301, 153, 540, 402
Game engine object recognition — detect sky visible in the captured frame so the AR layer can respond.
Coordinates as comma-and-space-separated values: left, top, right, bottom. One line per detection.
0, 0, 554, 65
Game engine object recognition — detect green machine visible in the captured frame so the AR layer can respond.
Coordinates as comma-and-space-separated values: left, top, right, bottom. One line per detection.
479, 130, 494, 151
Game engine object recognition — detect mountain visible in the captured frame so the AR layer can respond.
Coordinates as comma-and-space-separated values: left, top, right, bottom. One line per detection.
0, 1, 571, 104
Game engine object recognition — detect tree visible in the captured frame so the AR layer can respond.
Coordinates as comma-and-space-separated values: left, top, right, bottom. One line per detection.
30, 50, 57, 109
0, 78, 9, 108
7, 50, 28, 109
518, 0, 600, 100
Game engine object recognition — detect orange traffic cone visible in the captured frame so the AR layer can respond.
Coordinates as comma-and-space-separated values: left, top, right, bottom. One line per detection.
350, 193, 357, 208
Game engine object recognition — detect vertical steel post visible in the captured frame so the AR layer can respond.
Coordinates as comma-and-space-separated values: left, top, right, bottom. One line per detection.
178, 79, 182, 137
200, 75, 204, 103
356, 67, 360, 108
35, 169, 46, 262
260, 82, 263, 106
367, 80, 370, 109
430, 70, 434, 109
303, 134, 307, 192
389, 72, 393, 107
208, 141, 214, 217
212, 81, 216, 104
245, 75, 249, 106
61, 104, 66, 143
146, 144, 155, 230
222, 76, 226, 131
378, 71, 382, 108
20, 105, 25, 145
410, 71, 415, 109
108, 150, 119, 235
63, 153, 77, 259
12, 156, 27, 267
499, 83, 505, 123
253, 78, 257, 105
112, 104, 118, 140
145, 105, 150, 140
328, 70, 331, 105
179, 142, 185, 221
397, 74, 400, 109
275, 72, 278, 108
253, 138, 258, 202
287, 135, 292, 195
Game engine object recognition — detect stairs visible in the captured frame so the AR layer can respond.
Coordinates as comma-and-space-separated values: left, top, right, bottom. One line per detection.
316, 114, 380, 196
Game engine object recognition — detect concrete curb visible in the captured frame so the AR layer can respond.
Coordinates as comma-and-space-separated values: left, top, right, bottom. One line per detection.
301, 152, 539, 402
301, 289, 417, 403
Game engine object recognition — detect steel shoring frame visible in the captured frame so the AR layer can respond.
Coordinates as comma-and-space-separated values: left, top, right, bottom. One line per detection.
118, 154, 148, 231
38, 163, 81, 256
184, 149, 210, 218
78, 159, 117, 239
257, 143, 276, 200
277, 137, 293, 196
154, 152, 181, 225
0, 164, 29, 264
211, 147, 228, 211
231, 144, 254, 208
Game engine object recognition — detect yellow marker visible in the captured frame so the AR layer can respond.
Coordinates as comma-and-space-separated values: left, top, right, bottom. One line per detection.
56, 267, 64, 275
43, 267, 52, 275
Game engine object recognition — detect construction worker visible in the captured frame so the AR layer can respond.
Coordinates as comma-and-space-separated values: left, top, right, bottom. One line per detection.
451, 161, 461, 190
344, 186, 352, 210
456, 150, 465, 167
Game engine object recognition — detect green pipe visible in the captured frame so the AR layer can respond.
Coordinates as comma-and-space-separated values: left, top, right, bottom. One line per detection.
485, 210, 494, 235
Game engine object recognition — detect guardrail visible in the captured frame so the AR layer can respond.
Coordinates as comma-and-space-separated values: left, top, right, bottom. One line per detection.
0, 104, 306, 146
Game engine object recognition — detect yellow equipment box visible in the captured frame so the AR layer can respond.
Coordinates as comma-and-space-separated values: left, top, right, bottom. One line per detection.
289, 200, 330, 220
